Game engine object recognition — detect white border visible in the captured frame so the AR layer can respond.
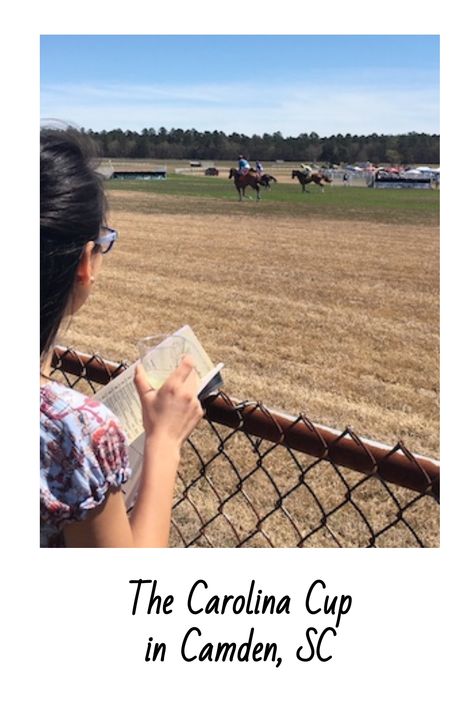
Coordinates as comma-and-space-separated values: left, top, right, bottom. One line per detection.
2, 6, 471, 709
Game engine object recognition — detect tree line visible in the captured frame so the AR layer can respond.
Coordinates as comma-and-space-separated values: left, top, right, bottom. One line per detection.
85, 127, 440, 165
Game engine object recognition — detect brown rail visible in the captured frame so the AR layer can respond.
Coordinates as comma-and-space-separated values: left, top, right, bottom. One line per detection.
204, 393, 439, 500
51, 346, 128, 384
52, 346, 440, 501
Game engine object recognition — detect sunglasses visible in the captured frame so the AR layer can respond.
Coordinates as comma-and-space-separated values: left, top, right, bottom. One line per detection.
94, 226, 118, 254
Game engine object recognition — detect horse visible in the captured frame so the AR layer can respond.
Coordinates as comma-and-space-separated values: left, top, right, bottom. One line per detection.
258, 173, 277, 189
291, 169, 332, 193
229, 167, 261, 201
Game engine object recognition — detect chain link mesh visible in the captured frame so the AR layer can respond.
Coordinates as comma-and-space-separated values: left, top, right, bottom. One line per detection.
50, 347, 439, 548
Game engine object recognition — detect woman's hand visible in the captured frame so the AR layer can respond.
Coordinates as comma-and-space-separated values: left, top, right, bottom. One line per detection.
134, 355, 204, 448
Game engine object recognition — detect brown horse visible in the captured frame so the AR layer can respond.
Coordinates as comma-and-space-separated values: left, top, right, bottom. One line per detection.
229, 167, 261, 201
291, 169, 332, 193
259, 173, 277, 189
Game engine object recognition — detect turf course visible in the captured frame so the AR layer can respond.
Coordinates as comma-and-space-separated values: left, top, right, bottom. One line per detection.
106, 173, 440, 225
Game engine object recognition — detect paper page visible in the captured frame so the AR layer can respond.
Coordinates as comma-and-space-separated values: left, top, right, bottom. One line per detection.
95, 367, 144, 442
95, 325, 215, 442
94, 325, 221, 506
123, 431, 146, 508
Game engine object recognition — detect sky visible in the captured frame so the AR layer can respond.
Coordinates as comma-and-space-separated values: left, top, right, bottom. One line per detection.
41, 35, 440, 137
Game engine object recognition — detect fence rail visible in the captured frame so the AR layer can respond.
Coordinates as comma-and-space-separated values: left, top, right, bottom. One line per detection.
50, 346, 440, 548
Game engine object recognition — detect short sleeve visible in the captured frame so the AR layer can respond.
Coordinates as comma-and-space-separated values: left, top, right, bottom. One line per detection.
40, 383, 131, 536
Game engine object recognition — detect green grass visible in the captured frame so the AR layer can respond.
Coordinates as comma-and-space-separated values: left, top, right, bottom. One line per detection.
106, 173, 440, 225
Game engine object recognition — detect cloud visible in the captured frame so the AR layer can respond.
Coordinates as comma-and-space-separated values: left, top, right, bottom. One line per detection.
41, 79, 439, 136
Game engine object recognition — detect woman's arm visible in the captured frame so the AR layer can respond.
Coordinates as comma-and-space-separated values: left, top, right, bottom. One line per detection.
63, 356, 203, 547
128, 434, 181, 546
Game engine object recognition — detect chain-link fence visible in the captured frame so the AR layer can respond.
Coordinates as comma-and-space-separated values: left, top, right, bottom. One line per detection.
50, 346, 440, 548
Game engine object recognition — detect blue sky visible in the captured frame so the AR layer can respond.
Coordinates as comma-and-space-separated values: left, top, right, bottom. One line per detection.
40, 35, 439, 137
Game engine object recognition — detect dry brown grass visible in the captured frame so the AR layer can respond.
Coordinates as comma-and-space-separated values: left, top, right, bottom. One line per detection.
56, 188, 439, 547
63, 190, 439, 460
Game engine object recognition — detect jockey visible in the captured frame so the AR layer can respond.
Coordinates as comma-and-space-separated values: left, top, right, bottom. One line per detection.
300, 163, 312, 178
255, 160, 264, 175
238, 155, 250, 175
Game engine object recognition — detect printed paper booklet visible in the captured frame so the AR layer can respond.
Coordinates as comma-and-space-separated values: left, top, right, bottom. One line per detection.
95, 325, 223, 506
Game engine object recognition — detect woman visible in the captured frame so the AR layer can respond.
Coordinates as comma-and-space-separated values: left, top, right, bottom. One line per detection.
40, 126, 203, 547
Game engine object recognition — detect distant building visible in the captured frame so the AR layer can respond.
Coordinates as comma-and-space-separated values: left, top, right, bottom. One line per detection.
368, 169, 433, 189
111, 168, 167, 180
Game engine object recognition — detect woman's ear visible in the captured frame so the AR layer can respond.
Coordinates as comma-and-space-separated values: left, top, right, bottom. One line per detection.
69, 241, 97, 315
75, 241, 95, 285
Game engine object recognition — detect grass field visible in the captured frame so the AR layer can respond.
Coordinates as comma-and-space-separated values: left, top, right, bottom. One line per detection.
63, 171, 439, 462
107, 170, 439, 224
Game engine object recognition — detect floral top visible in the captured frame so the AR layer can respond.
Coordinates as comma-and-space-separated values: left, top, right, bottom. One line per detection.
40, 381, 131, 547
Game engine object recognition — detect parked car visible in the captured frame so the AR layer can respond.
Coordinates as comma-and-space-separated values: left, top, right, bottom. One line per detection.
204, 167, 219, 176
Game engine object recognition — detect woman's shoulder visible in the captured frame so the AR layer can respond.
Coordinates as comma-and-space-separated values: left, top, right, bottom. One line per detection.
40, 380, 130, 461
40, 380, 118, 431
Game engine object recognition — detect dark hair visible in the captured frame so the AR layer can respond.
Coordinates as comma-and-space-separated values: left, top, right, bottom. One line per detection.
40, 126, 107, 360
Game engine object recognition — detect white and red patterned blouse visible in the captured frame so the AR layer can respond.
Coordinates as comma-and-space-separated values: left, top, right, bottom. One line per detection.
40, 381, 131, 547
